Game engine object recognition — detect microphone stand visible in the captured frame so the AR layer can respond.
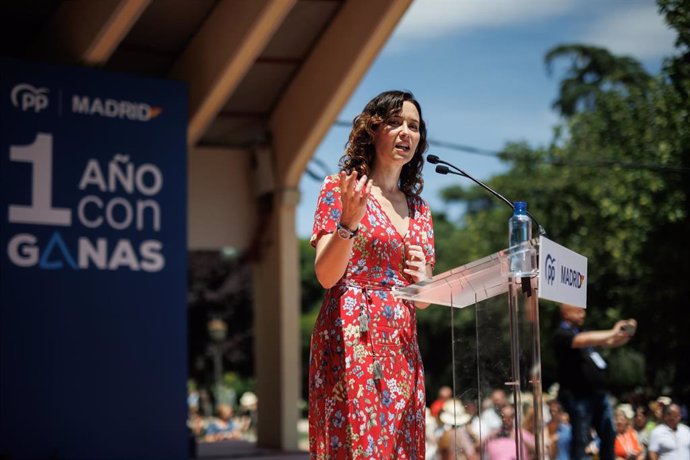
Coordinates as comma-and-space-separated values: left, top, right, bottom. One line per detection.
427, 155, 546, 236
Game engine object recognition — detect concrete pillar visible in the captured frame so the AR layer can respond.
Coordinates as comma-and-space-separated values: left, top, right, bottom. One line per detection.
252, 186, 301, 449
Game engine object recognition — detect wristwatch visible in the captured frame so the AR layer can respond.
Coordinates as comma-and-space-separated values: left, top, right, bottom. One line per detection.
336, 222, 358, 240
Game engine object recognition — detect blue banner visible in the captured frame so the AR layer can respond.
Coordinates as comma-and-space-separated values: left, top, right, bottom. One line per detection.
0, 58, 188, 459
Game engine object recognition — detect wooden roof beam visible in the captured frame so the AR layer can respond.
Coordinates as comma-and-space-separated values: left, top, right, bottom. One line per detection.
169, 0, 297, 147
270, 0, 413, 187
33, 0, 151, 65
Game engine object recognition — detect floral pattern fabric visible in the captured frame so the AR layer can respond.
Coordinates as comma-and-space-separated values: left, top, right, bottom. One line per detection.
308, 174, 435, 459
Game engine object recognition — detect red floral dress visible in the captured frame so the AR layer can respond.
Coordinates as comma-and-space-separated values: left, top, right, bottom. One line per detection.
308, 174, 435, 459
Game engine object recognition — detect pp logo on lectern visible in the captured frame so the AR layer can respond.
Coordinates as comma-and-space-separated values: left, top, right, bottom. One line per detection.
545, 254, 556, 285
10, 83, 49, 113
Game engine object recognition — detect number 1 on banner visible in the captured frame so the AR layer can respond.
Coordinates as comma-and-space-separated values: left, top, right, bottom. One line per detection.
8, 132, 72, 226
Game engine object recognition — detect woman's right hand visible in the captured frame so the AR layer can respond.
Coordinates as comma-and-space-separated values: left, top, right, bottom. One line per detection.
338, 170, 372, 230
314, 171, 372, 289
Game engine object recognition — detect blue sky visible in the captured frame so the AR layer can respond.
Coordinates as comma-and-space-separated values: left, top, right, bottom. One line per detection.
296, 0, 676, 238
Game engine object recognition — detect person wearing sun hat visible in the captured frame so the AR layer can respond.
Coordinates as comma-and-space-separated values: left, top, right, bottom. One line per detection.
437, 399, 477, 460
237, 391, 258, 441
239, 391, 257, 409
614, 405, 644, 460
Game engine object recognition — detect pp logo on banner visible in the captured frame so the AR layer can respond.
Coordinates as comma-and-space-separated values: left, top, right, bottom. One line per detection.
538, 235, 588, 308
10, 83, 49, 113
545, 254, 557, 285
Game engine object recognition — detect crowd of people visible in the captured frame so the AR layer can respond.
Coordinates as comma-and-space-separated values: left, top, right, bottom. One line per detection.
423, 386, 689, 460
185, 382, 688, 458
186, 387, 258, 443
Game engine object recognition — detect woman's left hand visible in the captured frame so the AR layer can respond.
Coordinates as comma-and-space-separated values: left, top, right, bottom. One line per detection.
403, 244, 429, 284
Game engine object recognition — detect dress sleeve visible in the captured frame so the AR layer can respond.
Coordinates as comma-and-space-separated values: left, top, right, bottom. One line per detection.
309, 174, 341, 248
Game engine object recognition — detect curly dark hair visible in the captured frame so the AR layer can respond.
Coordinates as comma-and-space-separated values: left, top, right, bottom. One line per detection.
338, 90, 428, 196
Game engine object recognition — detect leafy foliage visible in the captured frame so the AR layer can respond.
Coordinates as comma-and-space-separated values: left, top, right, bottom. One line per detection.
423, 18, 689, 398
188, 251, 255, 392
545, 44, 652, 116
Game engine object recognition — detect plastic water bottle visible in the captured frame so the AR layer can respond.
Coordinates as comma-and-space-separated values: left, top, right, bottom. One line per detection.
509, 201, 531, 247
509, 201, 532, 275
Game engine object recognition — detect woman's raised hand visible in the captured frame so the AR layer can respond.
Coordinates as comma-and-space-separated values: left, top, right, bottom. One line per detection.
339, 171, 372, 230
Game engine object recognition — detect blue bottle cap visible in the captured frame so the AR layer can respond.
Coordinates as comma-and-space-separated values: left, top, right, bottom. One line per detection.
513, 201, 527, 215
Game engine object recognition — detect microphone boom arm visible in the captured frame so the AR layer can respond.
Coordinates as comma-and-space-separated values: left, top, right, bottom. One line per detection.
431, 159, 546, 236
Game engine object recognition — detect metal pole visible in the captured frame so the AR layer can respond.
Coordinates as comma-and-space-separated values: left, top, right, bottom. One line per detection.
213, 343, 223, 403
528, 279, 545, 460
508, 278, 524, 460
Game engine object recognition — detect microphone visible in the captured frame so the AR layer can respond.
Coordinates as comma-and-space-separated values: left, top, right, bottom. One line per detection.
427, 154, 546, 236
426, 154, 441, 164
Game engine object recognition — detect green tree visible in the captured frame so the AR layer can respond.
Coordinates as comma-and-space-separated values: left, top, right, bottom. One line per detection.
544, 44, 651, 116
430, 38, 688, 399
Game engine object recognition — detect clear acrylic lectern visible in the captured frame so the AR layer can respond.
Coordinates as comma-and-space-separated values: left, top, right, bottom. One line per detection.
395, 239, 546, 460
